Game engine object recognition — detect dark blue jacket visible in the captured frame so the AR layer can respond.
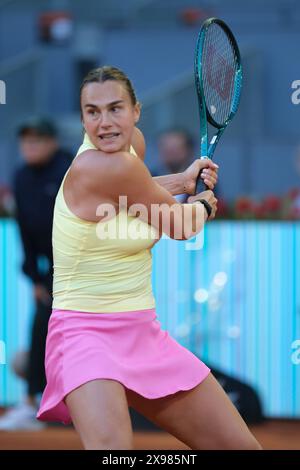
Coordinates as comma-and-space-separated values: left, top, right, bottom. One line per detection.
13, 149, 72, 284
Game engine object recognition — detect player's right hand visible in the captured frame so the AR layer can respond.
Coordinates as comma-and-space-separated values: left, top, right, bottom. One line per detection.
187, 190, 218, 220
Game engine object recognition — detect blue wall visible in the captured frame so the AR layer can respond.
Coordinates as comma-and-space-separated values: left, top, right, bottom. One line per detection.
1, 220, 299, 417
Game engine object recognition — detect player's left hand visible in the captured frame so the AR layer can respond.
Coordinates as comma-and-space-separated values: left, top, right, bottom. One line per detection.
182, 159, 219, 194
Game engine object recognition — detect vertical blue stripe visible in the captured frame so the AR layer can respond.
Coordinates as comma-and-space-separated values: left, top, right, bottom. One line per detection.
267, 224, 272, 413
2, 222, 7, 403
292, 223, 299, 415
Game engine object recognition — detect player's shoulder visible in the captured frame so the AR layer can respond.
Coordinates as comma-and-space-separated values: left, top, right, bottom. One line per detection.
73, 148, 136, 170
70, 149, 139, 188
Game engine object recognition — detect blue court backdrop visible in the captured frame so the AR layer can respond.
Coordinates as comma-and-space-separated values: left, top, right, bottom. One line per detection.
0, 219, 300, 417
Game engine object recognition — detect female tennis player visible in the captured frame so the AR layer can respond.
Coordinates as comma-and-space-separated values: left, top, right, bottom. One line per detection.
37, 66, 261, 450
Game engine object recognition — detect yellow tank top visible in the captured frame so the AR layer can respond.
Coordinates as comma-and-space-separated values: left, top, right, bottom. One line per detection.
52, 134, 158, 313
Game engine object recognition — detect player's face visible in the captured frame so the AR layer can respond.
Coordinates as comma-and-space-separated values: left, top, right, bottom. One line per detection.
81, 80, 140, 153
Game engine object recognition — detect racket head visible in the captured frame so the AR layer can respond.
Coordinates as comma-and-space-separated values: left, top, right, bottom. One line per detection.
194, 17, 242, 132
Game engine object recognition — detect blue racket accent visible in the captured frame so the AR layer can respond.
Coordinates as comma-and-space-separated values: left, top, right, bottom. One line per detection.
194, 18, 243, 193
194, 28, 209, 160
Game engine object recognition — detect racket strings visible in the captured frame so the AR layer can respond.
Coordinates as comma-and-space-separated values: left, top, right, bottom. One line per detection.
202, 23, 238, 126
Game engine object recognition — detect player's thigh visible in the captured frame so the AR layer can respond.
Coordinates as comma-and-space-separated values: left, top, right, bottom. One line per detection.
126, 373, 261, 450
65, 379, 133, 449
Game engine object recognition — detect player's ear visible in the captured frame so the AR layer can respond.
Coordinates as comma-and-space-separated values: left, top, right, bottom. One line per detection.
80, 117, 86, 136
81, 116, 86, 133
134, 101, 141, 124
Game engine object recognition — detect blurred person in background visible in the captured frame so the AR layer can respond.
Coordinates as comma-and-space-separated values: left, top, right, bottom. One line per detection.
0, 117, 72, 430
152, 127, 220, 203
152, 127, 195, 177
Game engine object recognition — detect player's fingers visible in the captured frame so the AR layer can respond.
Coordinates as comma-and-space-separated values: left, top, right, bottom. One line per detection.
201, 169, 211, 180
202, 177, 213, 189
197, 159, 218, 172
201, 168, 218, 179
208, 175, 218, 186
201, 172, 217, 188
206, 160, 219, 170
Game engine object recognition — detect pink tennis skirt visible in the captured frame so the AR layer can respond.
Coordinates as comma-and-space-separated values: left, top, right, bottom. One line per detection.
37, 307, 210, 425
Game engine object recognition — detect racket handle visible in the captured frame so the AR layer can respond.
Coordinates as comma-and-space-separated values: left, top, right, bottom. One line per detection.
195, 155, 210, 194
195, 169, 208, 194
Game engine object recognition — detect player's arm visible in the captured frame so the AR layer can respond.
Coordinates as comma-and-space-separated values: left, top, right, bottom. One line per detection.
154, 159, 218, 195
132, 127, 218, 195
87, 151, 209, 240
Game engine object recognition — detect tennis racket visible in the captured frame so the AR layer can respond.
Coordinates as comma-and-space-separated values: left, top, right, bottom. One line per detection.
194, 17, 242, 193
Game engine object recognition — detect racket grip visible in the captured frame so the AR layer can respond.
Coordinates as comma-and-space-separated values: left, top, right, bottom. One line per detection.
195, 155, 210, 194
195, 170, 208, 194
